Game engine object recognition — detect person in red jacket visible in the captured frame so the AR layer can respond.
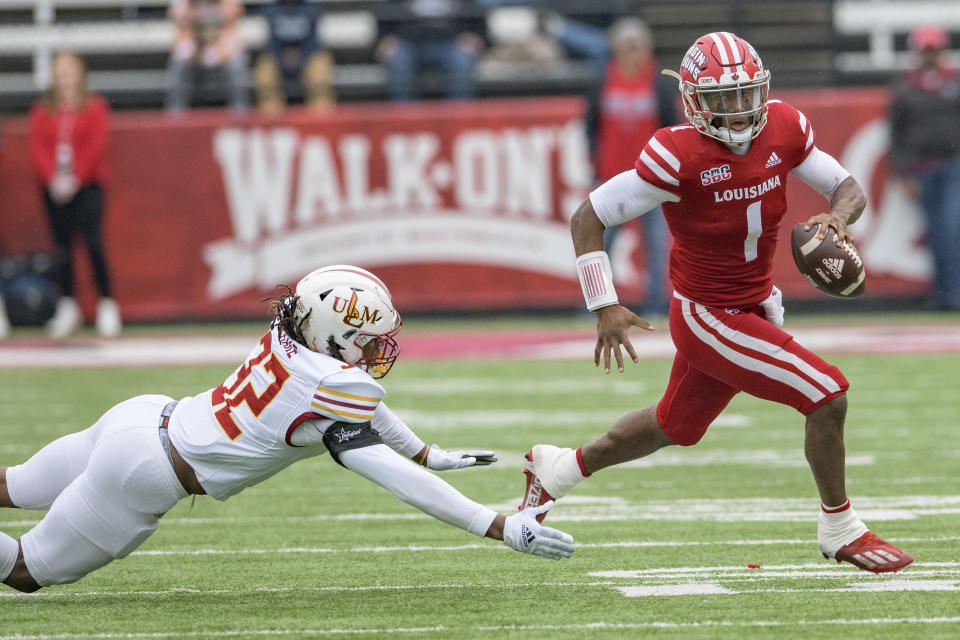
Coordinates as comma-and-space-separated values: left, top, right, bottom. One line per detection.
28, 51, 121, 338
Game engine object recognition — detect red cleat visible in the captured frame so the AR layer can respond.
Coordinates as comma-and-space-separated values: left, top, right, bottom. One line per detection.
829, 532, 914, 573
520, 451, 555, 522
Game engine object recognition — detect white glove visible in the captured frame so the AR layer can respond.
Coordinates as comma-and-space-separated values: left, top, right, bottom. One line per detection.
760, 285, 784, 327
502, 501, 575, 560
426, 444, 497, 470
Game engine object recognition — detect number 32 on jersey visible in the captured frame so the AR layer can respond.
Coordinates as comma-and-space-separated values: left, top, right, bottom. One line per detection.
211, 334, 291, 440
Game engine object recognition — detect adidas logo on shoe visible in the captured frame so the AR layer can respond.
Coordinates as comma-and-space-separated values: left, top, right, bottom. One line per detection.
765, 152, 782, 168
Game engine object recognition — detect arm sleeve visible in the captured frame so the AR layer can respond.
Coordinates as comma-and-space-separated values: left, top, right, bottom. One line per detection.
589, 168, 678, 228
73, 97, 109, 184
371, 402, 426, 458
790, 146, 851, 199
339, 444, 498, 537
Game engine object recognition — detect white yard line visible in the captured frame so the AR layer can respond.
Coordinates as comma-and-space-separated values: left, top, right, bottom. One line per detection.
3, 618, 960, 639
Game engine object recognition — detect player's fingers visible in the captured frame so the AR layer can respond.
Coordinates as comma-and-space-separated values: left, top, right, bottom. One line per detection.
613, 342, 625, 373
458, 457, 476, 468
602, 343, 613, 374
535, 539, 575, 558
629, 314, 655, 332
594, 339, 602, 367
623, 338, 640, 364
538, 525, 575, 544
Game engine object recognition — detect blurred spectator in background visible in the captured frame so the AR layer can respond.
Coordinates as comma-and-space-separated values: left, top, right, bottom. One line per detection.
166, 0, 249, 111
376, 0, 484, 101
28, 51, 121, 339
890, 25, 960, 311
254, 0, 335, 113
551, 16, 676, 315
480, 5, 561, 71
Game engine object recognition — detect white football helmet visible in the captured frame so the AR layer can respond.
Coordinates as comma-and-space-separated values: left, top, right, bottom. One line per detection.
294, 265, 401, 378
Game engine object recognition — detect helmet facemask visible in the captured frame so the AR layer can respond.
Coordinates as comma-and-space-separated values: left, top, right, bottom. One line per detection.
689, 75, 769, 145
351, 323, 401, 378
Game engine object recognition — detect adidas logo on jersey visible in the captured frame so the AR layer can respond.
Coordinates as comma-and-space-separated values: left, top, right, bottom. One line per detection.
823, 257, 845, 279
765, 152, 782, 168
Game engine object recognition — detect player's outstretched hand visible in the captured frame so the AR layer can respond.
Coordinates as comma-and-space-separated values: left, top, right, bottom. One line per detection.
426, 444, 498, 470
503, 501, 575, 560
594, 304, 654, 374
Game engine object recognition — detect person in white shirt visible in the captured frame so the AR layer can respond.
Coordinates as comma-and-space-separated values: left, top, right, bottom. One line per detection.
0, 265, 575, 592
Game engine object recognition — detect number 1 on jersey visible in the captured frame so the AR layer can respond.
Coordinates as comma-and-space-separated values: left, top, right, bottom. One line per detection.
744, 200, 762, 262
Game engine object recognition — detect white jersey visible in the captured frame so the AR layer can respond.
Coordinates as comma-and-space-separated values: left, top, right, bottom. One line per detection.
168, 326, 391, 500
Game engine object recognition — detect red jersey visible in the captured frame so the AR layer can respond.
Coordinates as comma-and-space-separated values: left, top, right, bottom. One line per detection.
634, 100, 815, 307
28, 93, 110, 187
597, 60, 662, 181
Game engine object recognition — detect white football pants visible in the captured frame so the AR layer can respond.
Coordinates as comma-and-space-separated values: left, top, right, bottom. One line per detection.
5, 395, 186, 586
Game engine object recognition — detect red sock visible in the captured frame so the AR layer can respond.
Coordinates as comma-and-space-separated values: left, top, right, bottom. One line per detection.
821, 499, 851, 514
575, 447, 592, 478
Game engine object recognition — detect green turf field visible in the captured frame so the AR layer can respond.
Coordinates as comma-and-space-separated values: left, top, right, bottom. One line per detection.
1, 350, 958, 639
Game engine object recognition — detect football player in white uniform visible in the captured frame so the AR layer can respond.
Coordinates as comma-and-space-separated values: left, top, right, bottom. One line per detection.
0, 265, 575, 592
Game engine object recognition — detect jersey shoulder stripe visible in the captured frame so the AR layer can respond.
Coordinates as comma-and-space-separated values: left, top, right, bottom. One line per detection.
635, 129, 683, 196
767, 99, 816, 162
312, 369, 384, 423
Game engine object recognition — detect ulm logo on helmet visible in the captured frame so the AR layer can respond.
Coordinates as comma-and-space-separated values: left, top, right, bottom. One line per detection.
332, 290, 382, 329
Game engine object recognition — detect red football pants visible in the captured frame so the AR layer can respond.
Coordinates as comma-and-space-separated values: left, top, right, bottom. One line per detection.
656, 294, 849, 446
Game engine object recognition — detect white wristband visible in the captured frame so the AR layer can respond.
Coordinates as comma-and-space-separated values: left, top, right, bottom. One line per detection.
576, 251, 619, 311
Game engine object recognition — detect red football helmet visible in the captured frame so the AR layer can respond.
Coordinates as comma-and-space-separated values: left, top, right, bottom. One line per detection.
667, 32, 770, 146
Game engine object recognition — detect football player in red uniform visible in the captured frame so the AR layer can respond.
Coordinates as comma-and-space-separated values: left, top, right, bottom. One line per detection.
521, 32, 913, 573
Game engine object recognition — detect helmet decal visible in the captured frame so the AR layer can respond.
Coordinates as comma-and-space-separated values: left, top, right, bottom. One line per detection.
332, 290, 383, 329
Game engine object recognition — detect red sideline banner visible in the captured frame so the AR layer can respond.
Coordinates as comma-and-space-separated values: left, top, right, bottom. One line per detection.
0, 92, 928, 322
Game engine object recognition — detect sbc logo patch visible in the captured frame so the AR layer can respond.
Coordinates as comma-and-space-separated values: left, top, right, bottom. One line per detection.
701, 164, 732, 186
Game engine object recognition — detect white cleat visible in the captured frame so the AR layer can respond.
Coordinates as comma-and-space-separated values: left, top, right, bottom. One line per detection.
48, 296, 82, 338
96, 298, 122, 338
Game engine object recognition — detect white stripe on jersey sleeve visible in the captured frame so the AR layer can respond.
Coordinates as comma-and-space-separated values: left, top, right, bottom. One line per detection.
798, 110, 808, 134
805, 128, 815, 150
649, 137, 680, 172
639, 149, 680, 186
590, 169, 678, 228
313, 370, 385, 423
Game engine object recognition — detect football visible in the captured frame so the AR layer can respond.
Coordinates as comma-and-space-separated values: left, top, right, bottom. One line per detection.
790, 222, 865, 298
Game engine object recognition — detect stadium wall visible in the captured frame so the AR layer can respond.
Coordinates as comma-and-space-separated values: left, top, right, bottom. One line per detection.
0, 91, 929, 321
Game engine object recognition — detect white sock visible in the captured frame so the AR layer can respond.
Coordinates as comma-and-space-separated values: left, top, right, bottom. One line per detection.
818, 500, 869, 558
0, 531, 18, 582
548, 448, 588, 498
